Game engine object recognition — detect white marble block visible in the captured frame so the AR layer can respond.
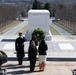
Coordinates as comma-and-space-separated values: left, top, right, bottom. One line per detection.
25, 10, 52, 41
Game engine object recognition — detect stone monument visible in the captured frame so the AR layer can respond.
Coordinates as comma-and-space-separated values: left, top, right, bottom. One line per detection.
25, 10, 52, 41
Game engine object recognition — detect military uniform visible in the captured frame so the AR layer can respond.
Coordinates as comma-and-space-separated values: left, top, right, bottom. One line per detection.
15, 36, 25, 65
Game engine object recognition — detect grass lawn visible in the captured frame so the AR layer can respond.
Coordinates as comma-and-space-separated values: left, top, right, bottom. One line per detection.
16, 25, 28, 35
0, 21, 22, 34
17, 25, 60, 35
0, 20, 60, 35
53, 21, 76, 35
49, 26, 60, 35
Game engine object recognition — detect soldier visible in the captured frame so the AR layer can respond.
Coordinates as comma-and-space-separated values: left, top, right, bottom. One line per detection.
15, 32, 25, 65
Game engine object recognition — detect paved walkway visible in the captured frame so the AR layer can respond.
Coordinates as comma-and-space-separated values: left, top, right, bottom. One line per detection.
1, 20, 76, 75
50, 22, 71, 35
3, 21, 28, 35
1, 37, 76, 59
2, 19, 71, 36
0, 35, 76, 75
2, 61, 76, 75
1, 38, 76, 75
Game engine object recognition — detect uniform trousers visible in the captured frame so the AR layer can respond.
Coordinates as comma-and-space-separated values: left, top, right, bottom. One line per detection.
17, 56, 23, 65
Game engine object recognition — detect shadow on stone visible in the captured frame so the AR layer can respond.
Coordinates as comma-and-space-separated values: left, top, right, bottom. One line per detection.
47, 58, 76, 61
2, 64, 30, 69
7, 70, 41, 74
1, 39, 15, 42
7, 70, 32, 74
1, 38, 27, 42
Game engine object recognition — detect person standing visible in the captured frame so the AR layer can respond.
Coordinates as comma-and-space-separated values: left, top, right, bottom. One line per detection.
38, 35, 48, 71
31, 35, 38, 46
28, 35, 38, 72
15, 32, 25, 65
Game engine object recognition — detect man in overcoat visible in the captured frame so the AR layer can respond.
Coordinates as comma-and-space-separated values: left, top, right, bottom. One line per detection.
15, 33, 25, 65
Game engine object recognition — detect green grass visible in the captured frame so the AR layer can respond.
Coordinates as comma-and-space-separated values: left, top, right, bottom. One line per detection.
16, 25, 60, 35
53, 21, 76, 35
0, 21, 22, 34
0, 20, 62, 35
17, 25, 60, 35
16, 25, 28, 35
49, 26, 60, 35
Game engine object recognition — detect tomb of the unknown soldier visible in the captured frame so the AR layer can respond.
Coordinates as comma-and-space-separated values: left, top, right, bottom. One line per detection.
25, 10, 52, 41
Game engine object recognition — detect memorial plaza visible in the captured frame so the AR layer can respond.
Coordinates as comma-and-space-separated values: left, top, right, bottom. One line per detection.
0, 19, 76, 75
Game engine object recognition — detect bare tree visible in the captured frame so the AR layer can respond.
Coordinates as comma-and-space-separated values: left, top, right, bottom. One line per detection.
54, 3, 76, 33
0, 4, 20, 29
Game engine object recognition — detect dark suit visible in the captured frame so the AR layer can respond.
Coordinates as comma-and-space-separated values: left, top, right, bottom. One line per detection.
38, 40, 48, 55
15, 37, 25, 65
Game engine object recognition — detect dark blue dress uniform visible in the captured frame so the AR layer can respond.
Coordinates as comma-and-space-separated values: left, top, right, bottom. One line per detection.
15, 37, 25, 65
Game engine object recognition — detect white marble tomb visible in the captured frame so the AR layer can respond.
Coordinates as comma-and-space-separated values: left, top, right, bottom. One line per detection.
25, 10, 52, 41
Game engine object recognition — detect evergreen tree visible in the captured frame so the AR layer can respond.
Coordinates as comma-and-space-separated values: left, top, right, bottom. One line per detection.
44, 3, 52, 17
32, 0, 42, 9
